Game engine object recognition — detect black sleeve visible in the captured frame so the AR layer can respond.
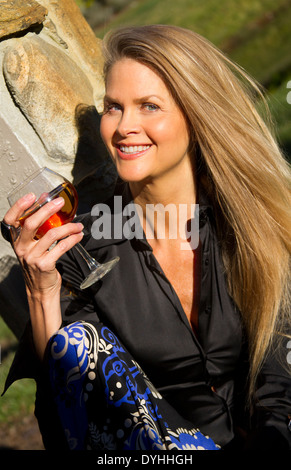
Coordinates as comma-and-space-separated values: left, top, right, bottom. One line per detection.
245, 331, 291, 450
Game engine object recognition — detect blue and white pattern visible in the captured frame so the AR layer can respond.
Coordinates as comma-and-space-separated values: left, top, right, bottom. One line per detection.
48, 321, 219, 450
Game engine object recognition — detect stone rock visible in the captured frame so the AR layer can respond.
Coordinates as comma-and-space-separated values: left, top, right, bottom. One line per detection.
38, 0, 105, 109
3, 35, 95, 164
42, 16, 68, 49
0, 0, 47, 40
0, 114, 40, 220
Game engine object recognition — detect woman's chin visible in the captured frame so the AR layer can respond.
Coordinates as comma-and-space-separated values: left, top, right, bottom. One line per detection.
116, 167, 151, 185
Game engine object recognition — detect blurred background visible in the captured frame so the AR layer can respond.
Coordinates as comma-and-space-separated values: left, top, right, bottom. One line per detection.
0, 0, 290, 450
78, 0, 291, 159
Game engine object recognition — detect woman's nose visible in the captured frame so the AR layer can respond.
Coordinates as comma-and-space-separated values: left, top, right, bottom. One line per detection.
116, 110, 141, 136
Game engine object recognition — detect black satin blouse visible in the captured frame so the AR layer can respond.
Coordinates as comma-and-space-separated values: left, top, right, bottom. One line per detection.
4, 183, 291, 449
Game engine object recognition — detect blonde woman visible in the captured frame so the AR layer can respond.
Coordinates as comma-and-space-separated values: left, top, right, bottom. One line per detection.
3, 25, 290, 450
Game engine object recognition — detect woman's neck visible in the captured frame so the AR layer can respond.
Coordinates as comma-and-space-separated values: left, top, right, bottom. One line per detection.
129, 166, 197, 243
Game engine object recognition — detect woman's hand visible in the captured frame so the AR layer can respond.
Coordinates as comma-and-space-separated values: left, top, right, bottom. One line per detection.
3, 192, 84, 357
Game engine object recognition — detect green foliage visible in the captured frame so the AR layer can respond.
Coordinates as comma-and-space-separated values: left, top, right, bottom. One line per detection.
93, 0, 287, 43
75, 0, 95, 8
0, 317, 36, 424
268, 79, 291, 159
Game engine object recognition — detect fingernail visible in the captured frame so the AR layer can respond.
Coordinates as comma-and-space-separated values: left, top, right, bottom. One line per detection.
52, 197, 64, 205
23, 192, 35, 201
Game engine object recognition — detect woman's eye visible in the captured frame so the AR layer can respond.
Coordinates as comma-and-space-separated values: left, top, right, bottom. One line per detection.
103, 103, 122, 114
143, 103, 159, 111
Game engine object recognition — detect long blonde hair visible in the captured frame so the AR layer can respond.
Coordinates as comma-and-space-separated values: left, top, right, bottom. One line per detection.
102, 25, 291, 398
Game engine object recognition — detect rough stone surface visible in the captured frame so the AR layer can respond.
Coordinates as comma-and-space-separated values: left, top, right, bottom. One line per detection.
0, 116, 41, 260
38, 0, 105, 108
0, 0, 47, 40
3, 35, 95, 163
0, 0, 117, 340
0, 116, 39, 199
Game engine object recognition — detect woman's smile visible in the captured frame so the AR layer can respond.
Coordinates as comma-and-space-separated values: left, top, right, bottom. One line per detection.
116, 143, 152, 160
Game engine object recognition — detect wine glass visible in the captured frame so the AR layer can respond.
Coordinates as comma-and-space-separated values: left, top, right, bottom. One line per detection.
7, 167, 119, 289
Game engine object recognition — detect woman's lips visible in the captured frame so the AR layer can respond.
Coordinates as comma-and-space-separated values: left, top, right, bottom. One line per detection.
116, 144, 151, 160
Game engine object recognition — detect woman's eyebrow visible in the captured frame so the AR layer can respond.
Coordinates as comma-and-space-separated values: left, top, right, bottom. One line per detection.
103, 94, 164, 103
134, 95, 164, 103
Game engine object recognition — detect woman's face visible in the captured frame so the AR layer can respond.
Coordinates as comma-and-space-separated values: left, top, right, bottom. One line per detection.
100, 58, 191, 187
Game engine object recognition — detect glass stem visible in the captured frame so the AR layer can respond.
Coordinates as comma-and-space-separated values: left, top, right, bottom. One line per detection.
74, 243, 100, 270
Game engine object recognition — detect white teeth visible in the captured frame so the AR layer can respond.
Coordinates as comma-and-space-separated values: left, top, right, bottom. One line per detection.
120, 145, 150, 154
